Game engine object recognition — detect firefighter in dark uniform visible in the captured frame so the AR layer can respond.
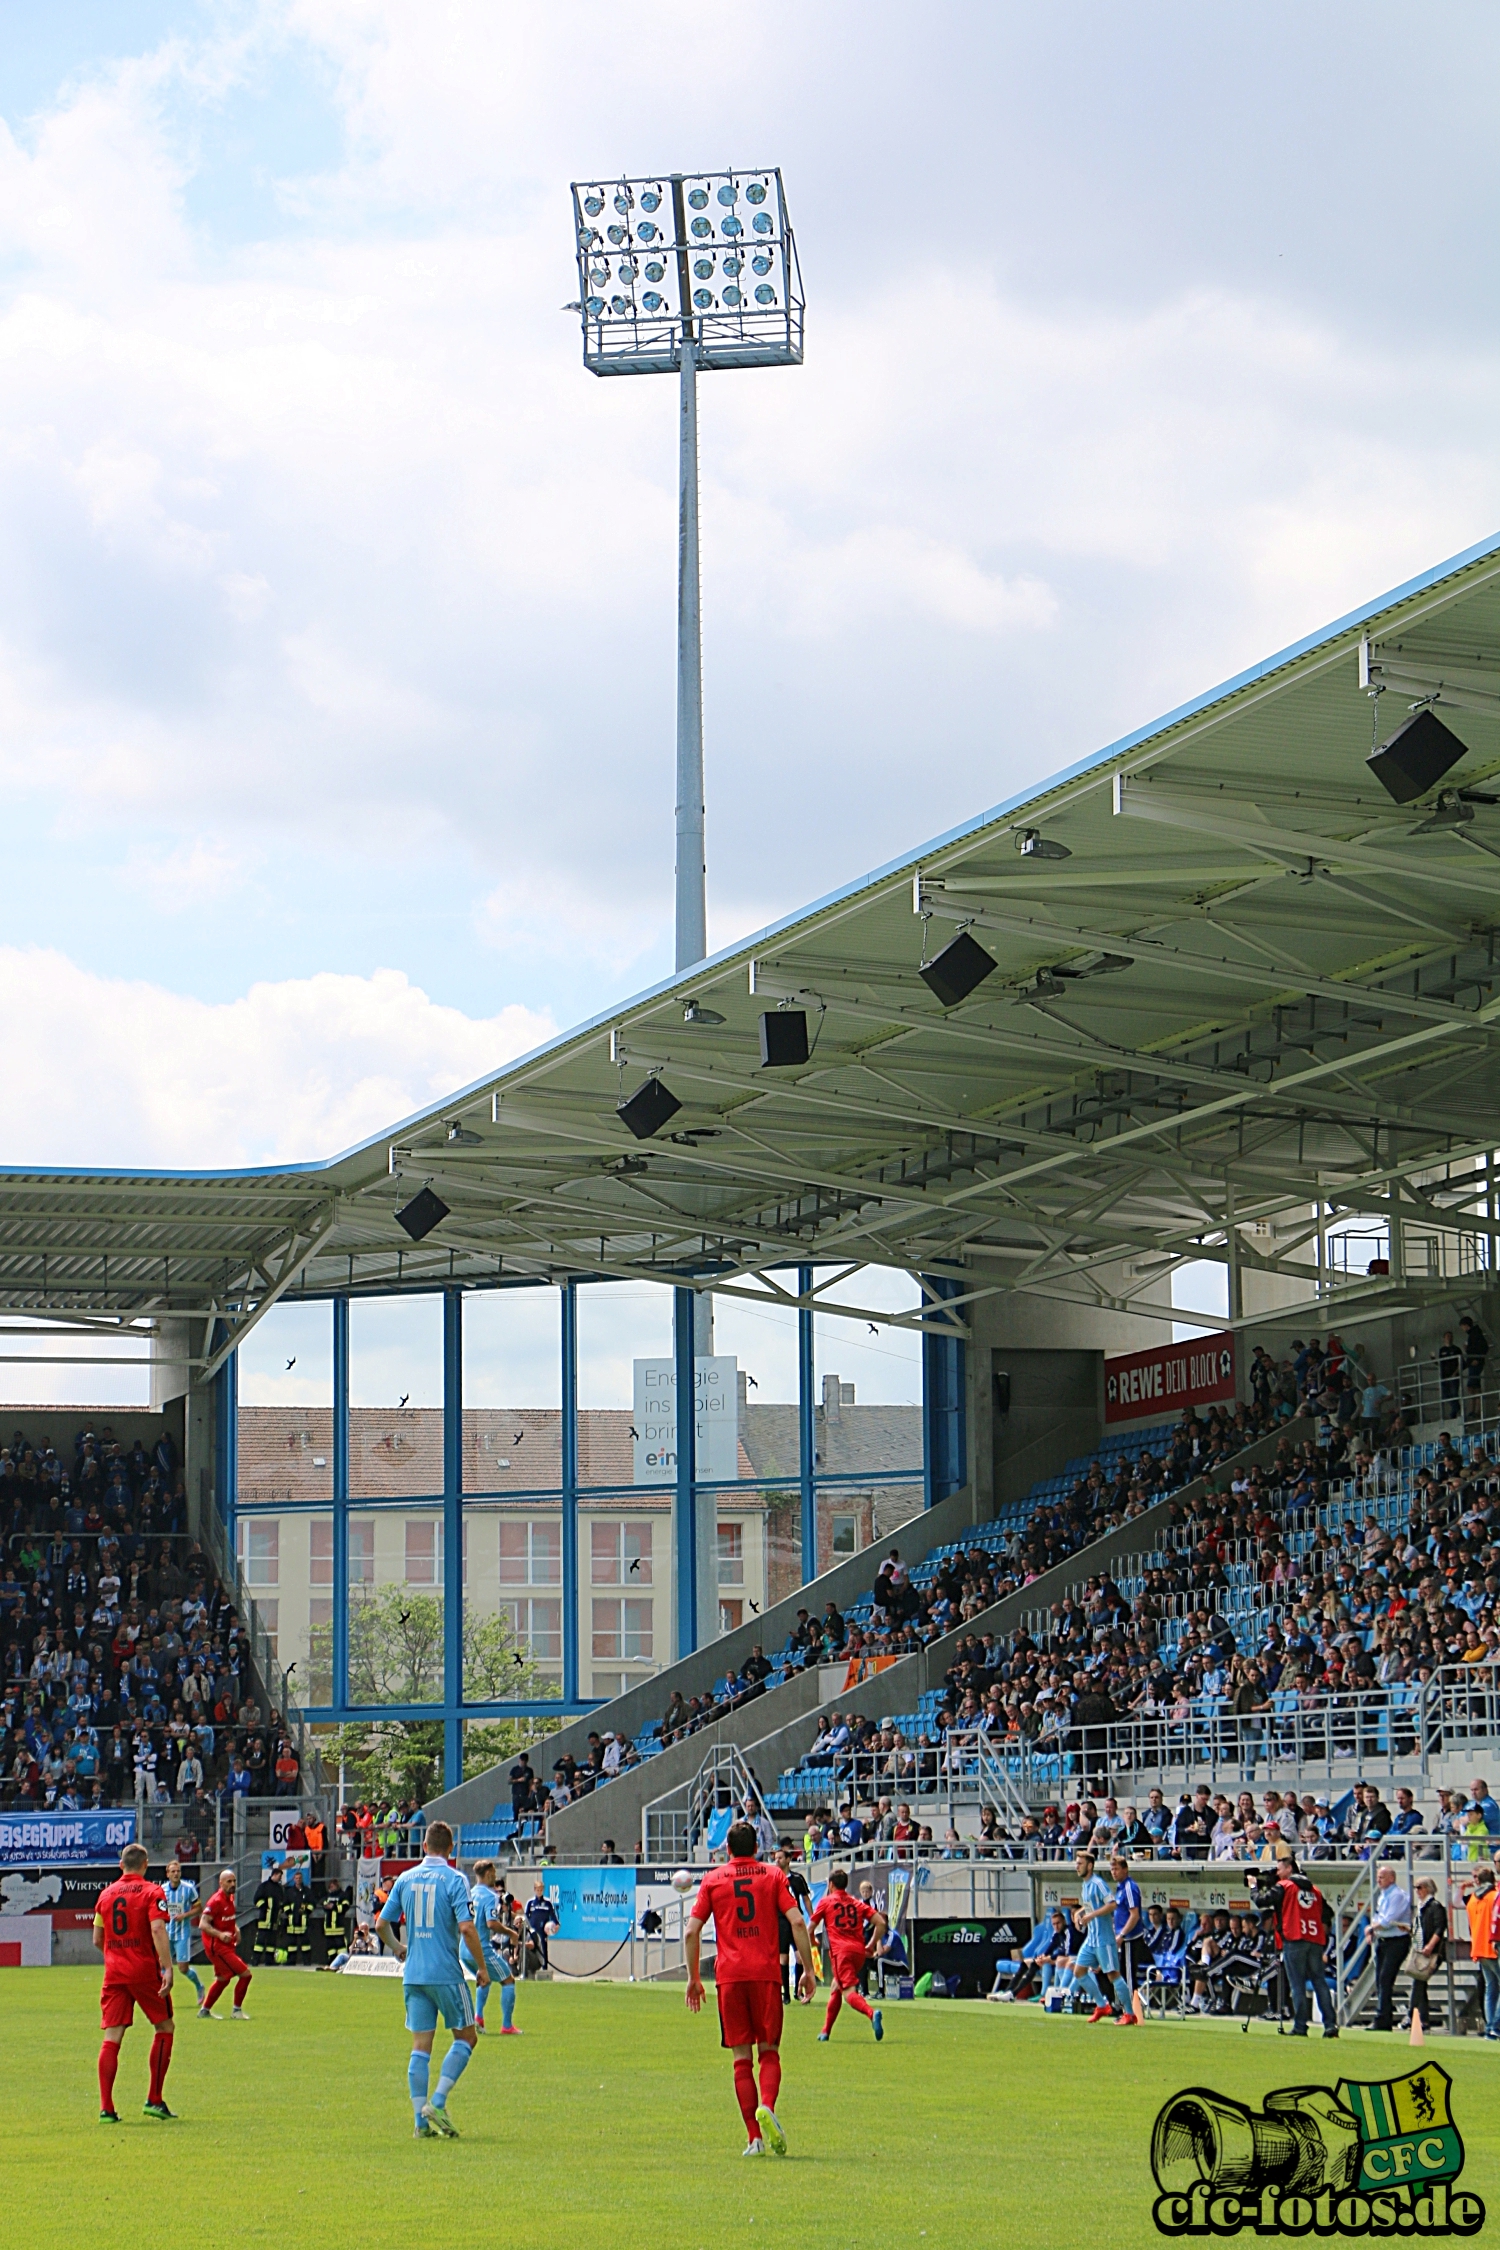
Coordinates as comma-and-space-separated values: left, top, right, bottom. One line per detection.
281, 1868, 313, 1965
320, 1883, 351, 1965
252, 1865, 283, 1964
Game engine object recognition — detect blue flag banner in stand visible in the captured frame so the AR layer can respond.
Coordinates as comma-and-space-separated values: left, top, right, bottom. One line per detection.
0, 1810, 137, 1865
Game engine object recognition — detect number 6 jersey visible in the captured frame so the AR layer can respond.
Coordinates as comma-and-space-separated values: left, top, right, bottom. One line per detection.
95, 1872, 169, 1961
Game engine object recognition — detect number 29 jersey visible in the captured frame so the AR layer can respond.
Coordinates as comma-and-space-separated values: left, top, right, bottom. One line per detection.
690, 1858, 796, 1984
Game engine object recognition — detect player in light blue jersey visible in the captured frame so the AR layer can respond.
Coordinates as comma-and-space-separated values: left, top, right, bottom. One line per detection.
162, 1859, 205, 2002
1070, 1849, 1122, 2022
377, 1819, 489, 2139
469, 1860, 519, 2035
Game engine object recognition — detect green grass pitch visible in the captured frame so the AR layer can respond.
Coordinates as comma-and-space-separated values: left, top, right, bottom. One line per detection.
7, 1971, 1500, 2249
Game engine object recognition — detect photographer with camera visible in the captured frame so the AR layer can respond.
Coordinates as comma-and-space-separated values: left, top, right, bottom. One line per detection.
1250, 1841, 1339, 2038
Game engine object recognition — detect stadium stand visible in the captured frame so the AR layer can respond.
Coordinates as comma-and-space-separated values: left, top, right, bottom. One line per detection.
0, 1418, 299, 1839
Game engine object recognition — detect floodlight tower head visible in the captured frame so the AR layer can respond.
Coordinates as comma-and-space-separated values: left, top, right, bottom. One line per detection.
569, 168, 803, 375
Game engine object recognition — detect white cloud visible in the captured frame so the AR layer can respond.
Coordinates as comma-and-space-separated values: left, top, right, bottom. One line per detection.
0, 1, 1495, 1122
0, 948, 554, 1167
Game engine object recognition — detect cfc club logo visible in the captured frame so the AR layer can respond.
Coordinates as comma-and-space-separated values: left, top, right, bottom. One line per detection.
1149, 2065, 1482, 2238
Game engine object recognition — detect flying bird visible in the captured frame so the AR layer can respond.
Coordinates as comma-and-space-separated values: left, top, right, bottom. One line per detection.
628, 1426, 640, 1442
749, 1600, 760, 1615
628, 1556, 640, 1574
514, 1652, 526, 1667
746, 1375, 759, 1390
398, 1610, 411, 1627
867, 1324, 879, 1335
398, 1394, 410, 1409
512, 1431, 524, 1446
285, 1357, 297, 1370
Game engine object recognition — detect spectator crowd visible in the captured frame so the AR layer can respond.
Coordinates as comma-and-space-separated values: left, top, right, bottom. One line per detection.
0, 1419, 305, 1848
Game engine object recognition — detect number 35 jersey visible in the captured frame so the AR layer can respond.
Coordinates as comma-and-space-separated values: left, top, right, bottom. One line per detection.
690, 1858, 797, 1983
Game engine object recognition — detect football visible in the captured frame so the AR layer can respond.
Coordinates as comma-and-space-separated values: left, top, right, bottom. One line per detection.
670, 1868, 696, 1894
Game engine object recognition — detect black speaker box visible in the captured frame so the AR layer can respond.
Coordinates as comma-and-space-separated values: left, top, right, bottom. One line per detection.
1366, 707, 1467, 804
395, 1186, 450, 1242
617, 1076, 682, 1139
919, 929, 998, 1008
759, 1009, 809, 1067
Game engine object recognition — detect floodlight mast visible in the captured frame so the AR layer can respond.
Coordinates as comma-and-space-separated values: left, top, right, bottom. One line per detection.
568, 167, 803, 976
569, 168, 803, 1655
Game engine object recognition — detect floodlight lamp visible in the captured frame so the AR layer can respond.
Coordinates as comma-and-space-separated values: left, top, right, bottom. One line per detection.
752, 212, 773, 234
1410, 788, 1475, 835
754, 285, 776, 305
614, 188, 633, 212
584, 193, 604, 216
745, 181, 767, 204
1015, 827, 1071, 860
1053, 951, 1133, 979
446, 1121, 484, 1146
722, 216, 743, 237
1026, 971, 1067, 1000
691, 216, 711, 238
640, 188, 662, 212
638, 220, 659, 242
693, 256, 714, 278
683, 999, 725, 1025
607, 223, 627, 244
688, 187, 709, 209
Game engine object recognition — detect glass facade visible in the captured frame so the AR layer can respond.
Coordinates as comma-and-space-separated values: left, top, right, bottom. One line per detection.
228, 1268, 942, 1784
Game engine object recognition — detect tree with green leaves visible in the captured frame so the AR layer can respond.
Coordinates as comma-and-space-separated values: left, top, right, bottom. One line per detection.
310, 1584, 558, 1804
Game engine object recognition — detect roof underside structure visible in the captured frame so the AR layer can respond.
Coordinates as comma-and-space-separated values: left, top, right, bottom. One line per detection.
9, 531, 1500, 1378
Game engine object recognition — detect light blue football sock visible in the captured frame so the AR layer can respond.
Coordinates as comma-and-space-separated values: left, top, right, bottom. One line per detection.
474, 1982, 486, 2023
1113, 1975, 1131, 2013
433, 2040, 472, 2108
184, 1966, 204, 1997
408, 2050, 430, 2123
500, 1978, 515, 2031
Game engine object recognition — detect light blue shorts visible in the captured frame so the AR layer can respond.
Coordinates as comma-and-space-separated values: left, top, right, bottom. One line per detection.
1076, 1934, 1119, 1975
170, 1931, 195, 1963
404, 1980, 476, 2034
480, 1948, 514, 1985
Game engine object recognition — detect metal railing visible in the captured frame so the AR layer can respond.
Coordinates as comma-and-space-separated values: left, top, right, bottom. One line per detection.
642, 1741, 769, 1863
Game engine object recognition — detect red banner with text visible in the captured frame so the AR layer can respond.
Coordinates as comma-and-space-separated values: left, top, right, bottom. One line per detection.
1104, 1333, 1235, 1424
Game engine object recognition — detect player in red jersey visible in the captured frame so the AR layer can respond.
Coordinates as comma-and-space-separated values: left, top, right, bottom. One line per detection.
93, 1841, 177, 2122
685, 1821, 816, 2159
810, 1867, 886, 2042
198, 1868, 253, 2020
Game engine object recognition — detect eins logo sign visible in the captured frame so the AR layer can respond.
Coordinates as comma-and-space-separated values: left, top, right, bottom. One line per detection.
1150, 2066, 1482, 2237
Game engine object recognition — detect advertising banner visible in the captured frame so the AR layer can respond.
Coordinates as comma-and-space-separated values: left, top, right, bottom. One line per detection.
0, 1865, 137, 1927
0, 1810, 136, 1866
1104, 1332, 1234, 1424
633, 1355, 740, 1483
0, 1914, 52, 1966
544, 1865, 636, 1943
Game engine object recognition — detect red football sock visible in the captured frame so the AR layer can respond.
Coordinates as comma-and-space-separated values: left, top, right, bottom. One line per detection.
147, 2031, 173, 2105
98, 2042, 120, 2111
205, 1976, 229, 2011
732, 2058, 760, 2139
758, 2051, 782, 2113
845, 1988, 875, 2020
822, 1986, 842, 2035
235, 1970, 252, 2007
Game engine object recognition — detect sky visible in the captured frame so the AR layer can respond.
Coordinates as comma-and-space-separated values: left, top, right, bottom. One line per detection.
1, 2, 1498, 1397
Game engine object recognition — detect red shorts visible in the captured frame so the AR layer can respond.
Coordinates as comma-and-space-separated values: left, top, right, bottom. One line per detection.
716, 1979, 783, 2051
830, 1951, 870, 1991
101, 1959, 172, 2030
206, 1943, 250, 1982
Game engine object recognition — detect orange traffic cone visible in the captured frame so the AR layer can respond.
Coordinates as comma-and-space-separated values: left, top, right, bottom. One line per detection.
1409, 2012, 1425, 2046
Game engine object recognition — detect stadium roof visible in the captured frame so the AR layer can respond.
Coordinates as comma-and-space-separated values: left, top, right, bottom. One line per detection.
8, 529, 1500, 1375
